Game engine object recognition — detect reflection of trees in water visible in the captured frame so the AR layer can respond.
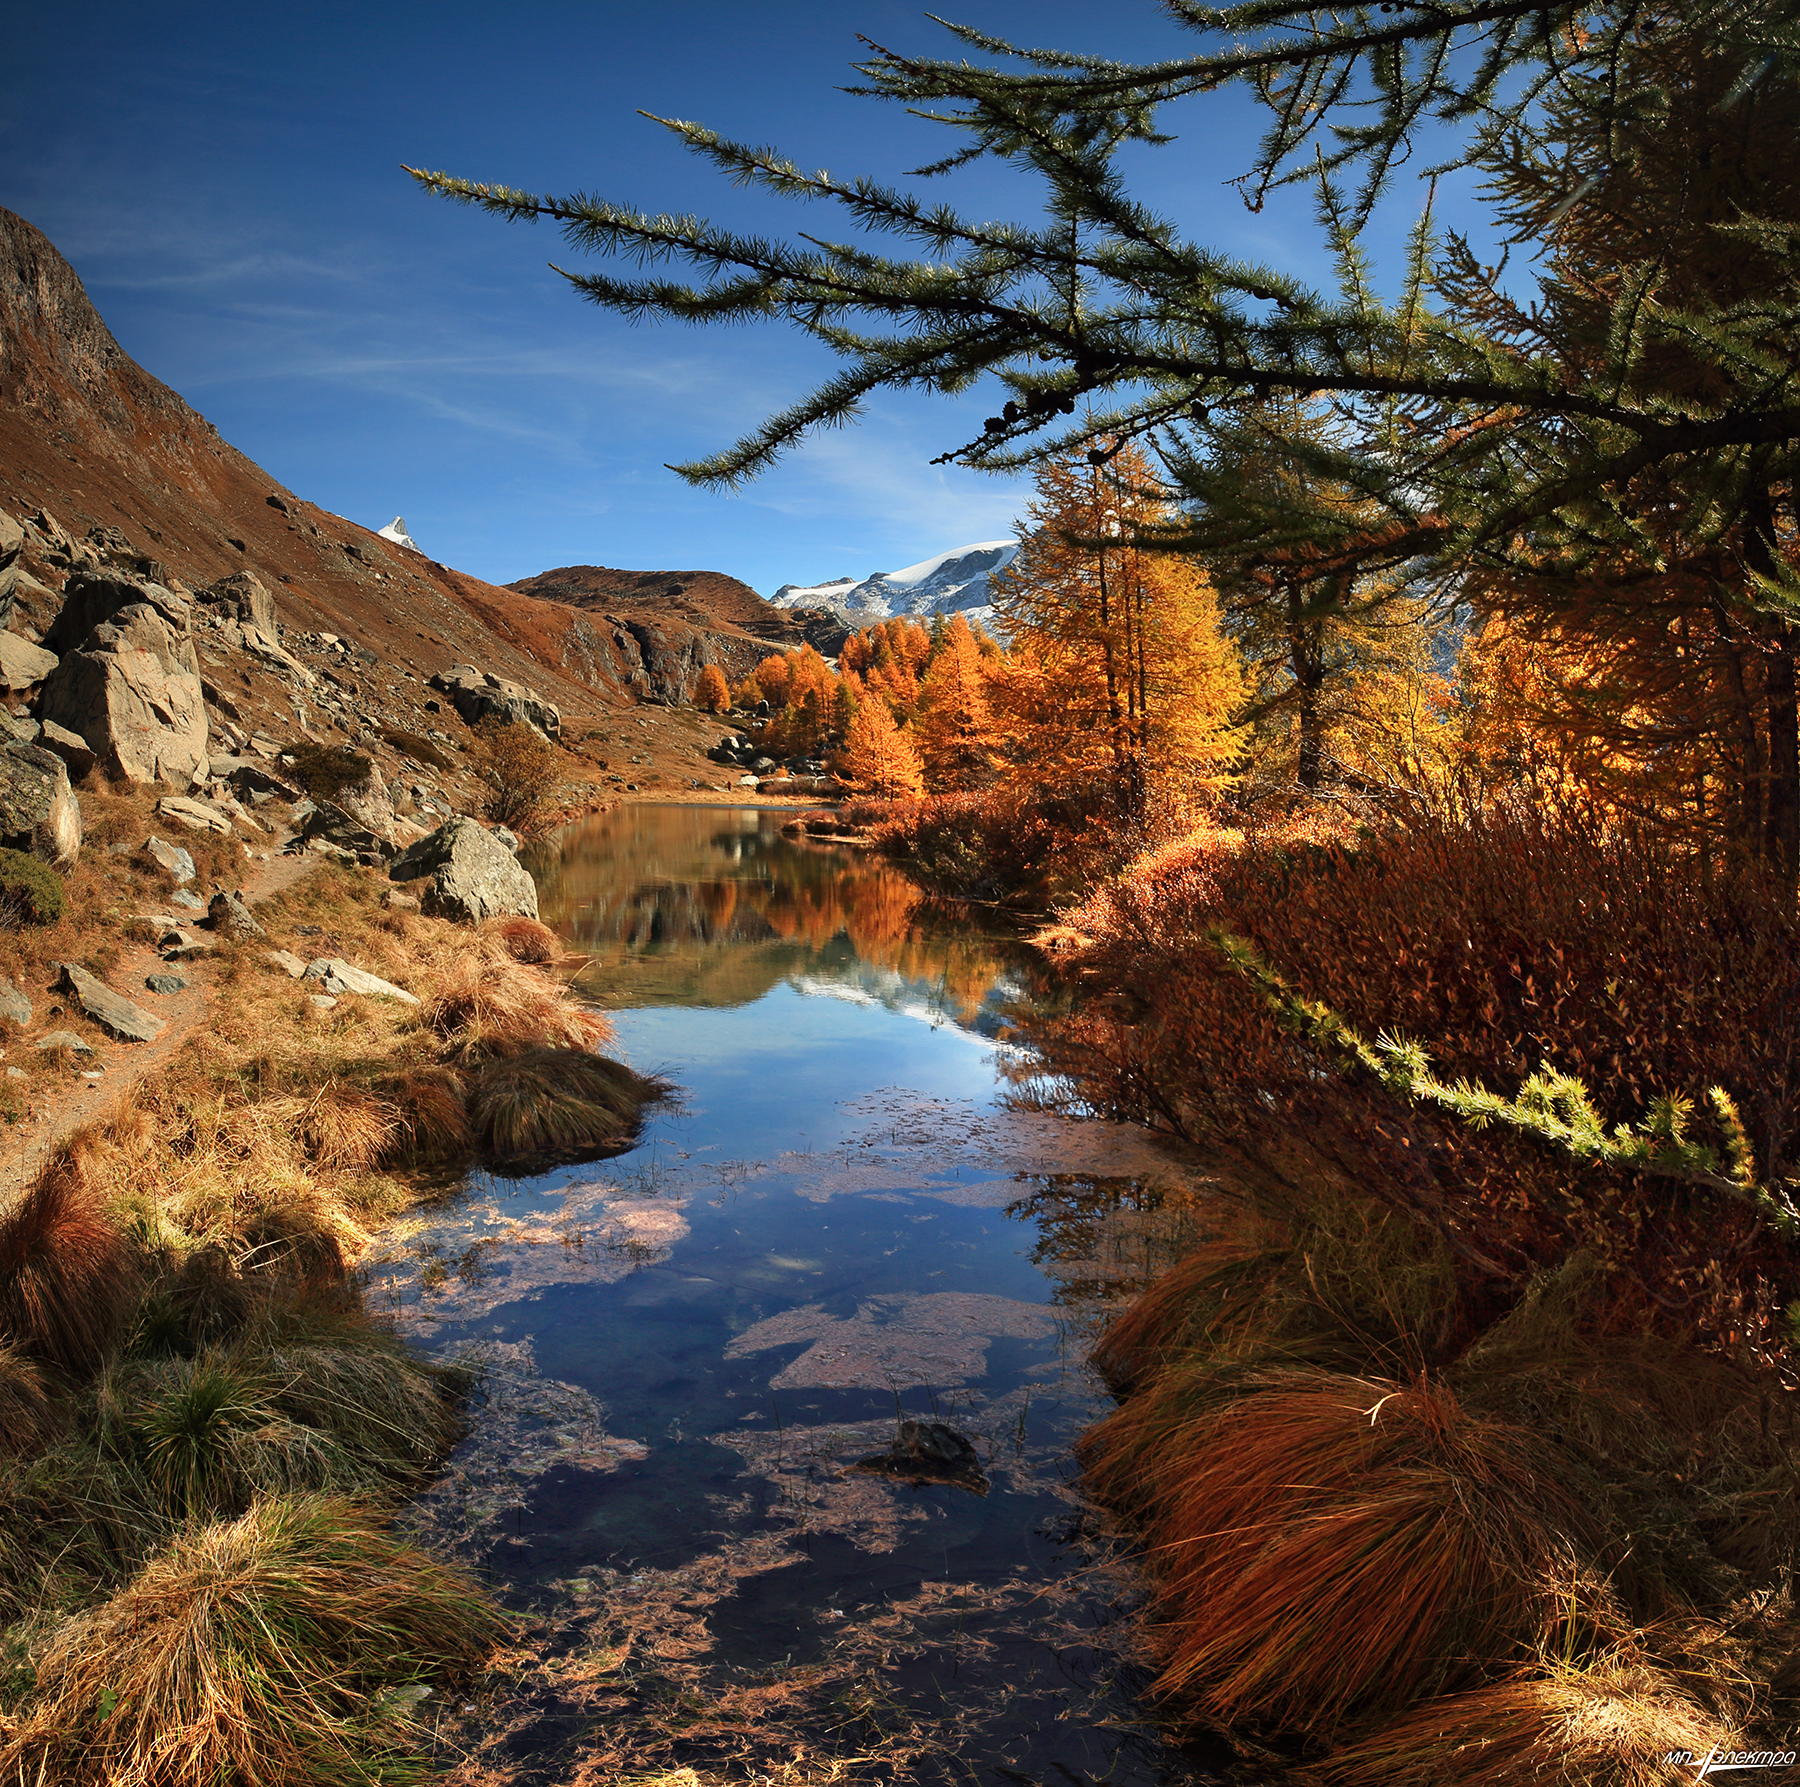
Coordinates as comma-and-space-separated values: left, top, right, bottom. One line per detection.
1005, 1174, 1207, 1317
533, 808, 1048, 1024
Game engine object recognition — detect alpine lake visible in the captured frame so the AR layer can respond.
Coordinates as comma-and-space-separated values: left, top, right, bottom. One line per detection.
362, 804, 1224, 1786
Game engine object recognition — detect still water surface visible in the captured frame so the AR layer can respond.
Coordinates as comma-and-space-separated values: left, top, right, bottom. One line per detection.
368, 805, 1213, 1783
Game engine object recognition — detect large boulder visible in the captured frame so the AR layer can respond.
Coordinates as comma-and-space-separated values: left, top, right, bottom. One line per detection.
331, 764, 396, 844
38, 603, 209, 787
387, 816, 538, 924
196, 570, 277, 634
0, 740, 81, 865
428, 665, 561, 740
0, 634, 56, 694
42, 569, 197, 662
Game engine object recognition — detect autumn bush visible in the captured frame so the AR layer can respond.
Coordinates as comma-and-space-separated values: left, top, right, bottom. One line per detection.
469, 716, 566, 833
1050, 808, 1800, 1770
1028, 811, 1800, 1353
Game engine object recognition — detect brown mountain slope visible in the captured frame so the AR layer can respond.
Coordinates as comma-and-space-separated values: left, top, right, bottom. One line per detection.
0, 204, 753, 796
510, 564, 849, 661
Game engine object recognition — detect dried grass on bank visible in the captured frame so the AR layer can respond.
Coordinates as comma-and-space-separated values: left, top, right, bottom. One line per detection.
0, 1495, 506, 1787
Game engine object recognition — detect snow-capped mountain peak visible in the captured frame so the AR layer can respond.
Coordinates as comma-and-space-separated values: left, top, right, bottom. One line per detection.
771, 540, 1017, 632
377, 516, 421, 553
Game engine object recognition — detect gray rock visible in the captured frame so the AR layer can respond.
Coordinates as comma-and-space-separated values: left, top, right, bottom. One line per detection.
161, 939, 210, 962
427, 665, 562, 740
214, 758, 301, 802
195, 569, 277, 634
42, 569, 194, 658
300, 956, 420, 1004
330, 765, 396, 844
157, 795, 230, 834
0, 976, 30, 1027
297, 800, 392, 864
206, 889, 265, 940
144, 973, 188, 995
493, 826, 521, 853
37, 718, 94, 779
170, 888, 206, 911
387, 816, 539, 925
39, 602, 209, 788
54, 962, 167, 1043
37, 1028, 94, 1054
307, 994, 339, 1012
0, 740, 81, 865
265, 948, 307, 978
850, 1420, 989, 1496
0, 508, 22, 570
145, 835, 197, 884
0, 633, 57, 693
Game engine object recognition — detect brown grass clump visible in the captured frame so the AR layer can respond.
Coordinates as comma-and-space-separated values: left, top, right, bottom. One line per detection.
1300, 1657, 1738, 1787
1087, 1368, 1601, 1738
0, 1164, 138, 1375
0, 1495, 508, 1787
377, 1064, 475, 1164
422, 945, 614, 1059
486, 913, 561, 963
471, 1048, 662, 1168
0, 1338, 53, 1454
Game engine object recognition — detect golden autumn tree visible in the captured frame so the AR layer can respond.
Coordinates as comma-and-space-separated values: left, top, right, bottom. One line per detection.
914, 613, 1001, 792
694, 663, 731, 713
990, 443, 1243, 823
834, 696, 925, 799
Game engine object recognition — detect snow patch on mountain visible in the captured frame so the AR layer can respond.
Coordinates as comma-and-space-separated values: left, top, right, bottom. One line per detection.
377, 516, 421, 553
771, 540, 1018, 632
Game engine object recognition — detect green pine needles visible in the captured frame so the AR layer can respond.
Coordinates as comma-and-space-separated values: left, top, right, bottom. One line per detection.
408, 0, 1800, 564
1207, 922, 1796, 1227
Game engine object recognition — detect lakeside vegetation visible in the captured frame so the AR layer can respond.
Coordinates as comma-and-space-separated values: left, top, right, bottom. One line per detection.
0, 853, 660, 1783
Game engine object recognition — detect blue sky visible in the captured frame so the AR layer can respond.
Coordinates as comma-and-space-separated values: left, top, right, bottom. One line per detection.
4, 2, 1473, 595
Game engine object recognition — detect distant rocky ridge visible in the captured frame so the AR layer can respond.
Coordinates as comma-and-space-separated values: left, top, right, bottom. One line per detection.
506, 563, 849, 699
771, 541, 1019, 633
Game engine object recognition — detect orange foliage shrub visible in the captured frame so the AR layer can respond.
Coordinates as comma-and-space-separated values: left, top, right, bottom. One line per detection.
1029, 813, 1800, 1351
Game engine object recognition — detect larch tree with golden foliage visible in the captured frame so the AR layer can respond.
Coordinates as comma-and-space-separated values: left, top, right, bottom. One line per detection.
914, 614, 1001, 792
990, 444, 1242, 823
834, 695, 925, 799
694, 663, 730, 713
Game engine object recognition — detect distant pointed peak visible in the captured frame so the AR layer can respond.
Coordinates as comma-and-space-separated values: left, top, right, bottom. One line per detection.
377, 515, 421, 553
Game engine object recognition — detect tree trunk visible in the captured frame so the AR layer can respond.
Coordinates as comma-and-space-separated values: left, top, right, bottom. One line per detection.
1288, 582, 1325, 790
1744, 485, 1799, 880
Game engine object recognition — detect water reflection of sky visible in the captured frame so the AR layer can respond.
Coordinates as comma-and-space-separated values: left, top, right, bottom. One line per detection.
393, 805, 1213, 1786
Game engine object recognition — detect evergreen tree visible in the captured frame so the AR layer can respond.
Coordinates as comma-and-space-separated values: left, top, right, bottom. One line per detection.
694, 663, 730, 713
914, 614, 1001, 791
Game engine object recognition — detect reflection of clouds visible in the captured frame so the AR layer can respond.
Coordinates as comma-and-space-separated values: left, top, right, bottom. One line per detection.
725, 1291, 1058, 1390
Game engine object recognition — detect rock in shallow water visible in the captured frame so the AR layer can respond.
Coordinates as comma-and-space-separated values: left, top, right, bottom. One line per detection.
850, 1419, 989, 1496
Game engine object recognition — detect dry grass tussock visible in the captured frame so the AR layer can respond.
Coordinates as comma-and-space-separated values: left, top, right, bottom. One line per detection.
471, 1047, 666, 1169
0, 1495, 506, 1787
0, 1165, 138, 1375
1078, 1179, 1799, 1769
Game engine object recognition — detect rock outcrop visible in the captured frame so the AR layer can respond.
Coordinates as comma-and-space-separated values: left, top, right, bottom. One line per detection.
39, 600, 208, 787
388, 816, 539, 924
54, 961, 166, 1043
0, 739, 81, 864
196, 569, 276, 634
428, 666, 561, 739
